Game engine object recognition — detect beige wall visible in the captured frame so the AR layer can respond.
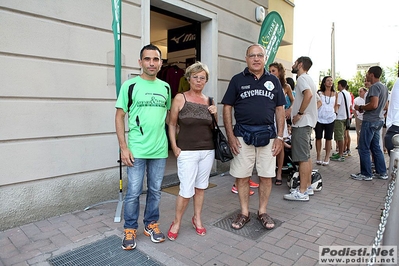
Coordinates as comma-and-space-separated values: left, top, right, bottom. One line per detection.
0, 0, 293, 230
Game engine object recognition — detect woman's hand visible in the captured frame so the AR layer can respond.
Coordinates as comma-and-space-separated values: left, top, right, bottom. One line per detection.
172, 146, 181, 158
208, 105, 217, 115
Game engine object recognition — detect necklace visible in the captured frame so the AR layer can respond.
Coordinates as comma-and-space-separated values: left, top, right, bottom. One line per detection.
324, 90, 332, 104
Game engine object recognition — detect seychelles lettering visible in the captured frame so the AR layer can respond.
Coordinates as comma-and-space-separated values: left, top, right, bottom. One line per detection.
240, 89, 274, 100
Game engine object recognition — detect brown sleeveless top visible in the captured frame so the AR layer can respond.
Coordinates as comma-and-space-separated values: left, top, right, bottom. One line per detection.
177, 94, 214, 150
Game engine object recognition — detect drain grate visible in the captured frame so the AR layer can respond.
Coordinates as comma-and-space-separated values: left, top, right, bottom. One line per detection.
213, 210, 282, 241
48, 235, 163, 266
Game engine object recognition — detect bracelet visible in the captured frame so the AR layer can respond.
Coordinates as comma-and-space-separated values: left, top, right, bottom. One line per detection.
277, 136, 284, 141
297, 111, 304, 115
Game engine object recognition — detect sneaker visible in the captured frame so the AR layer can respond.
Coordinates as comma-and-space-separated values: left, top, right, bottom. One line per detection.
290, 186, 314, 196
373, 173, 388, 180
144, 222, 165, 243
249, 179, 259, 188
122, 229, 137, 250
351, 173, 373, 181
330, 153, 340, 159
331, 156, 345, 162
284, 188, 309, 201
307, 186, 314, 196
343, 150, 351, 156
231, 185, 255, 196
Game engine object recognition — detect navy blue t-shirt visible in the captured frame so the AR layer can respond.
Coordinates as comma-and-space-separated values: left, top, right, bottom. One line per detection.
221, 67, 286, 125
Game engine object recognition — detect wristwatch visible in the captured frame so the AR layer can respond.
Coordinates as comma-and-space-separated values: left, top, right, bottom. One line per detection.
277, 136, 284, 141
297, 111, 304, 115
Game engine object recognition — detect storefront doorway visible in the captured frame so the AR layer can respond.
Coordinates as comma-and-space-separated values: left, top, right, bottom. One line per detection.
149, 1, 218, 178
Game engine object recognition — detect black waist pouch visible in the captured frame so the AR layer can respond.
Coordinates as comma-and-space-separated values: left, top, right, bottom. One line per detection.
234, 124, 276, 147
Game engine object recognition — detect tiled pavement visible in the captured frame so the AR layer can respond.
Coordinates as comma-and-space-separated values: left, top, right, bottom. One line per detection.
0, 132, 395, 266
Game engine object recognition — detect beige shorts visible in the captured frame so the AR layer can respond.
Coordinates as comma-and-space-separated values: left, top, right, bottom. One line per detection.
230, 137, 276, 178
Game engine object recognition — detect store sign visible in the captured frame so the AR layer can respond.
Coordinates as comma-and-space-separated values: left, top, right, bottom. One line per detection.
258, 11, 285, 68
168, 24, 196, 53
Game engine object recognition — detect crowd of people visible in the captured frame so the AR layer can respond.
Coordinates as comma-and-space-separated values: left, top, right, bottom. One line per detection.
114, 43, 392, 250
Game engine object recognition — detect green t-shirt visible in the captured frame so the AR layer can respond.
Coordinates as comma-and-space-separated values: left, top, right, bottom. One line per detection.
115, 76, 171, 158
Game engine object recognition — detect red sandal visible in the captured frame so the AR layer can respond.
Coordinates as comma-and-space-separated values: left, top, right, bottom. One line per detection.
192, 216, 206, 236
167, 222, 178, 241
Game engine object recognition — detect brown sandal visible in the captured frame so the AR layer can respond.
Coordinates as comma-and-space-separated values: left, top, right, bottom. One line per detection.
257, 212, 275, 230
231, 213, 250, 230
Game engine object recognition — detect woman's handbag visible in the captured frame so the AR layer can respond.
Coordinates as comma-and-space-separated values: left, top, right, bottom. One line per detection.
208, 97, 233, 162
211, 113, 234, 162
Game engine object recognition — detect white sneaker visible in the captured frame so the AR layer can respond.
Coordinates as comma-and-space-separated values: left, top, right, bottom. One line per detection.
284, 188, 309, 201
290, 186, 314, 196
307, 186, 314, 196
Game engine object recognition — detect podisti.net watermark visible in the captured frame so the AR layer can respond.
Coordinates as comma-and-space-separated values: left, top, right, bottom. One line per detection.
319, 246, 397, 264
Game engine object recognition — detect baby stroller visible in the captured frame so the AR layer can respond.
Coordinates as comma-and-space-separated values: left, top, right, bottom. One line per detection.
284, 139, 322, 191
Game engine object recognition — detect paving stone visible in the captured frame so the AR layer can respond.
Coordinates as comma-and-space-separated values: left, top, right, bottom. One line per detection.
0, 131, 391, 266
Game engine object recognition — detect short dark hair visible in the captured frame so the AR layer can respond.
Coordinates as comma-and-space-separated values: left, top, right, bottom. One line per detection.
296, 56, 313, 71
368, 66, 382, 79
338, 79, 347, 88
140, 44, 162, 60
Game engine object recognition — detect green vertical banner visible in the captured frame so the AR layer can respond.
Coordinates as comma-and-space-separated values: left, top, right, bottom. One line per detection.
111, 0, 122, 97
257, 11, 285, 68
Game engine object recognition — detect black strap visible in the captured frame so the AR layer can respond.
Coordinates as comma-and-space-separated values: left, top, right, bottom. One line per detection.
342, 91, 350, 119
127, 83, 136, 114
127, 83, 170, 114
208, 96, 220, 130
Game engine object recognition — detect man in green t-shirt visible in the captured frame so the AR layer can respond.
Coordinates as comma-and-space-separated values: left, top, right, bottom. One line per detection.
115, 44, 171, 250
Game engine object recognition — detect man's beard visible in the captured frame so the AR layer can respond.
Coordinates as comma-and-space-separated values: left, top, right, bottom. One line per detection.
291, 67, 298, 74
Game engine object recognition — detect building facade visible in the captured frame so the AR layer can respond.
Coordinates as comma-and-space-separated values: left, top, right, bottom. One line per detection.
0, 0, 294, 230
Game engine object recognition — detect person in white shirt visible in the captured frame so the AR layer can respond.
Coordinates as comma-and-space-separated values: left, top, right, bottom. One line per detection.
284, 56, 318, 202
353, 87, 367, 148
385, 77, 399, 155
314, 76, 336, 166
331, 80, 352, 162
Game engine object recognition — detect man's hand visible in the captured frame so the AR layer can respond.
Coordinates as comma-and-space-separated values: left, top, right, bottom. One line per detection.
292, 113, 302, 125
120, 147, 134, 167
228, 135, 242, 156
271, 138, 283, 157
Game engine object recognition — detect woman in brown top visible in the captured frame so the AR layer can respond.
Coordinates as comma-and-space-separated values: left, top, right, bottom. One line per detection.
167, 61, 217, 240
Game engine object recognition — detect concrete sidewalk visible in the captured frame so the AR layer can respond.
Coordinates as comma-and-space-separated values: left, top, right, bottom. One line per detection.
0, 132, 394, 266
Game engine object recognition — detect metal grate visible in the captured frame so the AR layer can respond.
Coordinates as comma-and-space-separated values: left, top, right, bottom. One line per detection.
48, 235, 163, 266
213, 210, 282, 241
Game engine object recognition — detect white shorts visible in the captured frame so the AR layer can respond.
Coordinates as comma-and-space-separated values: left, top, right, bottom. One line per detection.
230, 137, 276, 178
177, 150, 215, 198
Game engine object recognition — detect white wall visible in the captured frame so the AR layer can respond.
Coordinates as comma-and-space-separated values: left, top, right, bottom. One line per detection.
0, 0, 283, 230
0, 0, 143, 229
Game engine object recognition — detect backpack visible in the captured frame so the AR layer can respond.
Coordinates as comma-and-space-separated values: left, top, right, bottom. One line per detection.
287, 170, 323, 191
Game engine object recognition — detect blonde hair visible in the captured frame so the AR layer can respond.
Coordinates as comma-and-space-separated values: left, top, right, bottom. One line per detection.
185, 61, 209, 81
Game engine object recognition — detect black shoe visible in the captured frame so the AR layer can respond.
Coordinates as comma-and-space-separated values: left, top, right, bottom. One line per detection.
122, 229, 137, 250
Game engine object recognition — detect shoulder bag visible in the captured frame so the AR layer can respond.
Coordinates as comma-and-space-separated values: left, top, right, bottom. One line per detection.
209, 97, 234, 162
342, 91, 351, 130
